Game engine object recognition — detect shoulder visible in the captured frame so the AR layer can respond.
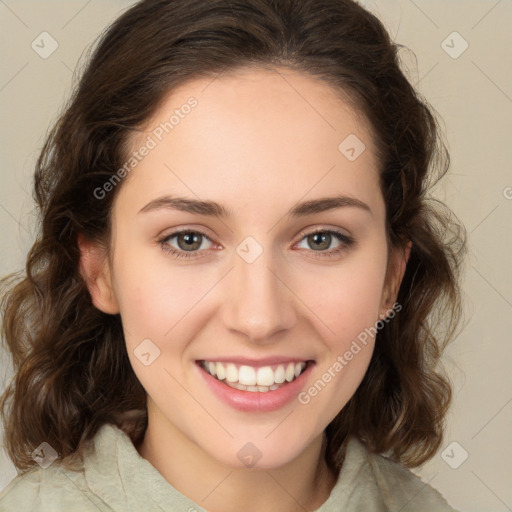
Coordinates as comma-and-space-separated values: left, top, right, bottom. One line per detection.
340, 437, 458, 512
0, 462, 110, 512
0, 422, 201, 512
0, 424, 130, 512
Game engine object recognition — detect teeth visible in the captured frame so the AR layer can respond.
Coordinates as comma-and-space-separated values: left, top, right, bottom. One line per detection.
216, 363, 226, 381
256, 366, 274, 387
274, 365, 285, 384
225, 363, 238, 382
202, 360, 308, 391
285, 362, 295, 382
239, 365, 256, 386
223, 381, 281, 393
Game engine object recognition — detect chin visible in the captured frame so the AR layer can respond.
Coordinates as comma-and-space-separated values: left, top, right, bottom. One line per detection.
202, 431, 314, 471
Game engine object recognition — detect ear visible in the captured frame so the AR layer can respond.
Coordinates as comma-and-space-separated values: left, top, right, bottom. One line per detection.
77, 231, 120, 314
379, 240, 412, 318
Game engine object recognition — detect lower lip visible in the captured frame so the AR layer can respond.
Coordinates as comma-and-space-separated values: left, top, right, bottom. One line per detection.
196, 361, 315, 412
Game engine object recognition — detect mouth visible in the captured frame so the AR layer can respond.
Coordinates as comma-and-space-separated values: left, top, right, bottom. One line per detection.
196, 359, 313, 392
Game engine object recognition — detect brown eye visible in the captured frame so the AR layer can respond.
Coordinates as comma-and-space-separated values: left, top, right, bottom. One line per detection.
176, 232, 203, 251
307, 232, 333, 251
295, 229, 355, 259
158, 229, 214, 259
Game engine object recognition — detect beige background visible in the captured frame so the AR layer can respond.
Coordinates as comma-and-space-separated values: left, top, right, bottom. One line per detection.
0, 1, 511, 510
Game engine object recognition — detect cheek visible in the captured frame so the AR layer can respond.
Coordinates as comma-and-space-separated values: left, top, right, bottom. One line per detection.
300, 244, 388, 345
112, 258, 202, 398
304, 246, 388, 413
111, 249, 199, 348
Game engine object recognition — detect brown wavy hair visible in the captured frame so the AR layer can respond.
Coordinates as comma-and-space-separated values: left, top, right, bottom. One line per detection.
1, 0, 466, 475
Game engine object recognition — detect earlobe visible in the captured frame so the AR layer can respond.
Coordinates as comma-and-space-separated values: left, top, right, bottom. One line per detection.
404, 240, 412, 264
379, 240, 412, 318
77, 232, 120, 315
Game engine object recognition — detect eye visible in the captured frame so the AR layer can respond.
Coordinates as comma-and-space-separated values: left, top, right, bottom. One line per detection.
295, 229, 355, 259
158, 229, 214, 259
157, 227, 355, 260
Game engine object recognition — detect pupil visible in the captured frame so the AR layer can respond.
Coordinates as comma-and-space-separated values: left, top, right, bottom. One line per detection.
310, 232, 330, 250
180, 232, 200, 250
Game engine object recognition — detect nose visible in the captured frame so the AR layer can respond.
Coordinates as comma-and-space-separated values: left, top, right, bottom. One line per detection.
220, 246, 296, 344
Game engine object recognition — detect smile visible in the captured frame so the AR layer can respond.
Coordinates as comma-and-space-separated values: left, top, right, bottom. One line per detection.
198, 360, 311, 392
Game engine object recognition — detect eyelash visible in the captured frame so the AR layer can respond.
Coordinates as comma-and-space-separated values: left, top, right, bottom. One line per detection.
158, 228, 355, 260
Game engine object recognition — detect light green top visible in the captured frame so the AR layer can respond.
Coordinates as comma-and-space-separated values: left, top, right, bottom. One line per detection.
0, 423, 457, 511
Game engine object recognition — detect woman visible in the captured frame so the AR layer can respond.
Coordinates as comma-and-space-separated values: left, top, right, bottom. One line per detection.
0, 0, 466, 510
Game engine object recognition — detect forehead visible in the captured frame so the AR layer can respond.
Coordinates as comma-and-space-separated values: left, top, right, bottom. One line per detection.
116, 66, 383, 221
138, 65, 375, 150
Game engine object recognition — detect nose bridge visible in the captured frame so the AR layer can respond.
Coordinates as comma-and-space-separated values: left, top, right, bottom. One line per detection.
221, 239, 295, 342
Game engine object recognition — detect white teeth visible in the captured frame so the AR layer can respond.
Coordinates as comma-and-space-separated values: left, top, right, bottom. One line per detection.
216, 362, 226, 380
225, 363, 238, 383
202, 360, 308, 391
274, 365, 285, 384
224, 381, 272, 392
285, 362, 295, 382
256, 366, 275, 386
238, 365, 256, 386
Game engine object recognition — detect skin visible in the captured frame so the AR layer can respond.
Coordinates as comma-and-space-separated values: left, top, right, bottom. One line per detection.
79, 66, 410, 512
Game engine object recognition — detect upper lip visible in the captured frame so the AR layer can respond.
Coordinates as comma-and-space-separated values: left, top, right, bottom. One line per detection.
197, 356, 314, 367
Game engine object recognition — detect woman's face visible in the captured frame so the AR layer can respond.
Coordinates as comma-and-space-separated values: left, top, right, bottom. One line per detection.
91, 67, 405, 469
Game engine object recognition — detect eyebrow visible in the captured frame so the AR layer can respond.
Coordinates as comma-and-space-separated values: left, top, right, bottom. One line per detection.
138, 194, 372, 218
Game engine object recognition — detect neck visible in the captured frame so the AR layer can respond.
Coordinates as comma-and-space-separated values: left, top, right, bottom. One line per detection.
137, 409, 337, 512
